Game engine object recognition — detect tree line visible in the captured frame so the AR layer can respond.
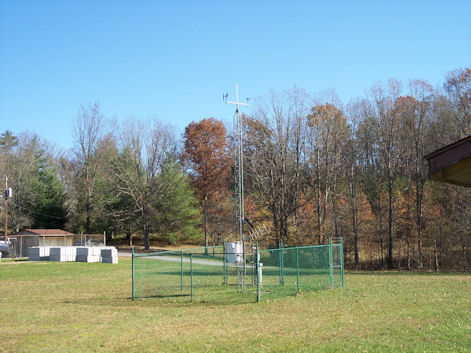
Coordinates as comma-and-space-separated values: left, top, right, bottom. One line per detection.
1, 68, 470, 271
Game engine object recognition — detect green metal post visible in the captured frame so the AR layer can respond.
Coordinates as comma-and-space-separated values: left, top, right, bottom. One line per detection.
329, 238, 334, 289
131, 247, 135, 300
190, 254, 193, 301
180, 250, 183, 292
280, 239, 284, 286
256, 242, 260, 302
296, 247, 299, 292
223, 240, 227, 285
340, 237, 344, 288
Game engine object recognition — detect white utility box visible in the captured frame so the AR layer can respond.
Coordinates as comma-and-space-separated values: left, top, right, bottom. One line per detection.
226, 241, 243, 263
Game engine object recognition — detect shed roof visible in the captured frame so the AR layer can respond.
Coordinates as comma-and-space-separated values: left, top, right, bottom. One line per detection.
424, 135, 471, 187
18, 229, 74, 236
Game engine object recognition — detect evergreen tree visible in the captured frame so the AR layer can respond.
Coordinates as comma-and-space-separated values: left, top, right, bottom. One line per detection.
32, 160, 67, 229
153, 159, 201, 244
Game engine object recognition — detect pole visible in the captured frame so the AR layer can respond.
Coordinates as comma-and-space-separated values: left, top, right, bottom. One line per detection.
4, 176, 8, 242
131, 247, 135, 300
329, 238, 334, 289
181, 250, 184, 292
256, 242, 260, 302
104, 231, 106, 246
190, 254, 193, 301
223, 240, 227, 285
296, 247, 300, 292
4, 199, 7, 242
225, 85, 248, 246
340, 237, 344, 288
225, 84, 249, 292
279, 238, 284, 286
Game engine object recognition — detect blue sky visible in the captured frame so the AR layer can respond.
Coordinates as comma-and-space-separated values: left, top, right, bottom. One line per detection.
0, 1, 470, 150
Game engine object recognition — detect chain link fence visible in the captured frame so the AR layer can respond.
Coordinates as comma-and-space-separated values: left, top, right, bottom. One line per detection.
132, 238, 344, 303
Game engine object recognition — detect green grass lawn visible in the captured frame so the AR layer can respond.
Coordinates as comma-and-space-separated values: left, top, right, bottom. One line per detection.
1, 259, 470, 352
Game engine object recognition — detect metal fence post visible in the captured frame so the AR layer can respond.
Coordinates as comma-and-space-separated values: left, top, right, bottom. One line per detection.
131, 247, 135, 300
329, 238, 334, 289
180, 250, 184, 292
256, 242, 260, 302
281, 240, 284, 286
340, 237, 344, 288
296, 247, 300, 292
279, 239, 284, 286
190, 254, 193, 301
223, 240, 227, 285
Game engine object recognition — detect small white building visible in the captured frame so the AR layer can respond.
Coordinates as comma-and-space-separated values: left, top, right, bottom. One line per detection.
12, 229, 74, 257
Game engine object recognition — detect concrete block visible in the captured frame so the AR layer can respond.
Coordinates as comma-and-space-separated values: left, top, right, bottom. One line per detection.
102, 257, 118, 264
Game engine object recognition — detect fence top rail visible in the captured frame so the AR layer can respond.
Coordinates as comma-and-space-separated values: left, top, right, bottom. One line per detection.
133, 241, 342, 257
133, 245, 224, 257
259, 243, 335, 253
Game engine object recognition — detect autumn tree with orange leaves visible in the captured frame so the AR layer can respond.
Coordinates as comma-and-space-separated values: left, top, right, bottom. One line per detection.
183, 118, 231, 250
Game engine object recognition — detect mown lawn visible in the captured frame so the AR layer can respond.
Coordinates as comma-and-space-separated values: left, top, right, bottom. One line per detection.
0, 258, 470, 352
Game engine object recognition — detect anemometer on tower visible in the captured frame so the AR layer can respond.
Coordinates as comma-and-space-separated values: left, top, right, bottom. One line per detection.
224, 84, 251, 290
223, 84, 249, 243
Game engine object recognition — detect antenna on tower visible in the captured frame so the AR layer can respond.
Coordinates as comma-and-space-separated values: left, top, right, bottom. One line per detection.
224, 83, 249, 291
224, 83, 249, 243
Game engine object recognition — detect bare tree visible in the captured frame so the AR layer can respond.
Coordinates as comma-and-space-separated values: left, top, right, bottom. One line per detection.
111, 119, 175, 249
395, 80, 434, 268
369, 79, 402, 269
245, 88, 308, 245
306, 93, 348, 244
345, 99, 368, 269
72, 102, 105, 233
444, 68, 471, 138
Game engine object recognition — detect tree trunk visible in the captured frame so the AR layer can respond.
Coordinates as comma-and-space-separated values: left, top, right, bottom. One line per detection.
378, 199, 384, 268
86, 192, 91, 234
387, 171, 394, 269
407, 234, 411, 270
204, 195, 208, 255
143, 216, 149, 250
127, 229, 133, 247
352, 202, 359, 270
416, 182, 424, 269
332, 192, 339, 238
316, 148, 322, 244
379, 230, 384, 268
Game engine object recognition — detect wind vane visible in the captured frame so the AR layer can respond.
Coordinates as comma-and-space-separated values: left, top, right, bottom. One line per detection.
224, 83, 249, 244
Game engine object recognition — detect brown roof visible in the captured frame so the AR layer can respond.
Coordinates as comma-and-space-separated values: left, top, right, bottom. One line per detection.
424, 135, 471, 160
424, 135, 471, 187
22, 229, 74, 236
